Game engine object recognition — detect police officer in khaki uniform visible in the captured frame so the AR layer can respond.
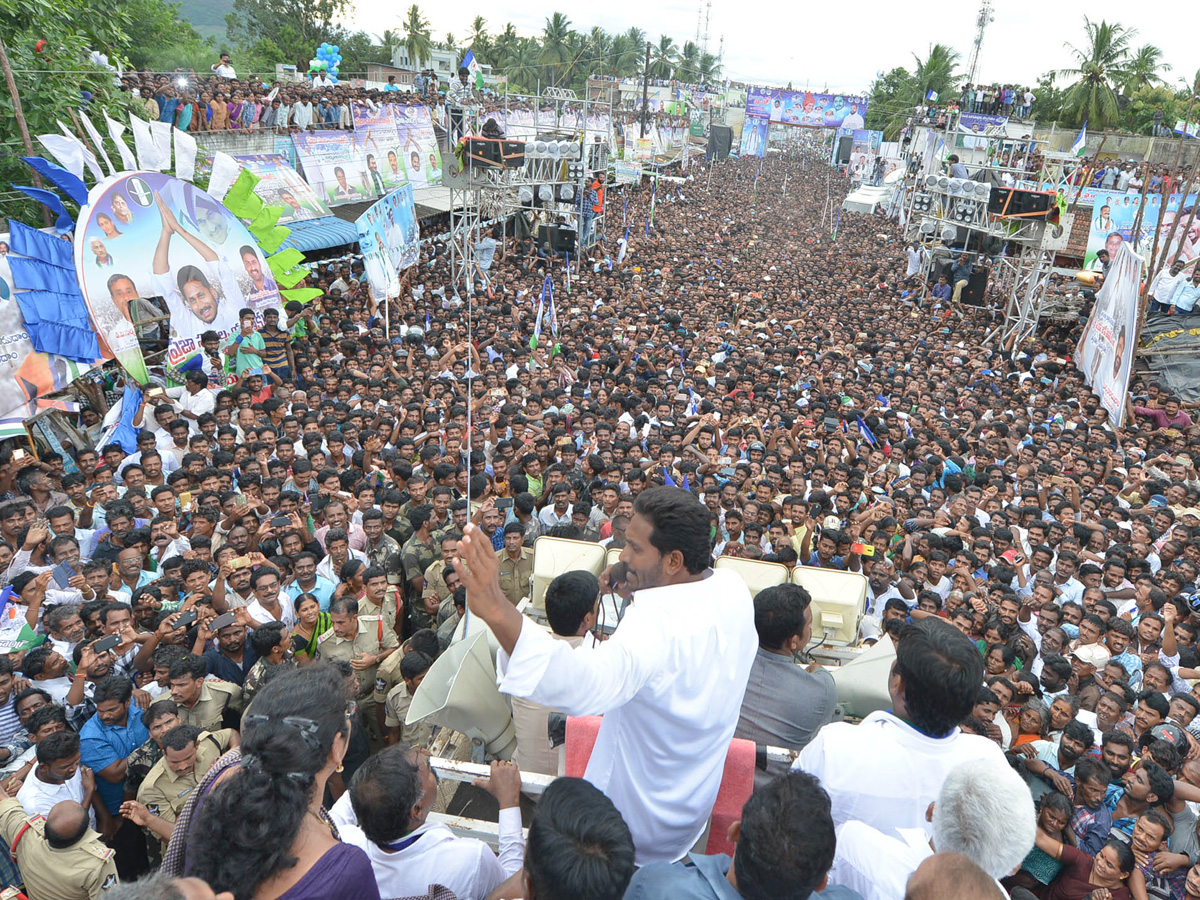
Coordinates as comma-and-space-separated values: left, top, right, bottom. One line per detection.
316, 596, 398, 725
497, 522, 534, 606
0, 788, 119, 897
126, 725, 234, 852
358, 566, 401, 637
159, 654, 242, 731
382, 650, 436, 748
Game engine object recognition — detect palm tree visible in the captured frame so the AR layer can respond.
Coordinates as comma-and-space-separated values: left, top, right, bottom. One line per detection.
491, 23, 519, 73
514, 37, 542, 92
588, 26, 611, 76
1120, 44, 1169, 95
540, 12, 572, 86
1056, 18, 1134, 128
911, 43, 960, 103
402, 4, 431, 71
442, 33, 457, 55
380, 28, 404, 65
468, 16, 489, 60
698, 51, 721, 85
615, 28, 646, 77
650, 35, 677, 80
677, 41, 700, 83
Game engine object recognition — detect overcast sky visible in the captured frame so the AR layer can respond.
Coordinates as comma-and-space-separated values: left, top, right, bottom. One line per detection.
348, 0, 1196, 96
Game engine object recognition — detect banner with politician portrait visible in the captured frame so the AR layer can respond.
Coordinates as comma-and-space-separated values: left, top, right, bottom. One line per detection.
1076, 242, 1142, 426
74, 172, 283, 372
744, 87, 867, 130
355, 183, 420, 299
351, 104, 443, 188
292, 131, 388, 206
233, 154, 330, 224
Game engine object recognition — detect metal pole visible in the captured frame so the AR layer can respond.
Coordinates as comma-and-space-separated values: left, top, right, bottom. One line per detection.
640, 42, 651, 138
0, 36, 51, 227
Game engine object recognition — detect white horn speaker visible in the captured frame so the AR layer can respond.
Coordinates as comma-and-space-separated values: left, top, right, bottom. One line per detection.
407, 631, 517, 760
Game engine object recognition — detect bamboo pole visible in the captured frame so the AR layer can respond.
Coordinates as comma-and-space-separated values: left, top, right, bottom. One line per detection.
0, 36, 51, 227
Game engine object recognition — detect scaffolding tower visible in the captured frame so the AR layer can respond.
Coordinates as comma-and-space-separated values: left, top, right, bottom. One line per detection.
445, 87, 612, 295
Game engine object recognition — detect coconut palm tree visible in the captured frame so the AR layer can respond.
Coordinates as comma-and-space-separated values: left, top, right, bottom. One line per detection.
380, 28, 404, 65
1120, 43, 1169, 95
1056, 18, 1134, 128
401, 5, 432, 71
698, 51, 721, 85
540, 12, 572, 86
491, 23, 518, 72
615, 28, 646, 77
911, 43, 960, 104
588, 26, 611, 77
677, 41, 700, 83
513, 36, 542, 93
650, 34, 678, 80
466, 16, 489, 61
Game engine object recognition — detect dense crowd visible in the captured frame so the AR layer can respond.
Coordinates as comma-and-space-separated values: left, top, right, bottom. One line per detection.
7, 134, 1200, 900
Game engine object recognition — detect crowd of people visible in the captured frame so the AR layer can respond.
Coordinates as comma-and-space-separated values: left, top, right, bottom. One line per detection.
5, 132, 1200, 900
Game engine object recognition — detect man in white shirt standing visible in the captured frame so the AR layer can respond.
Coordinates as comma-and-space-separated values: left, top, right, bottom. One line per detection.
455, 486, 758, 865
333, 747, 523, 900
794, 618, 1004, 834
166, 370, 215, 435
211, 53, 236, 79
16, 730, 97, 828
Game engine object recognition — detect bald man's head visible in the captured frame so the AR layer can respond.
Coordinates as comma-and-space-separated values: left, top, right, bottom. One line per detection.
905, 853, 1003, 900
44, 799, 89, 849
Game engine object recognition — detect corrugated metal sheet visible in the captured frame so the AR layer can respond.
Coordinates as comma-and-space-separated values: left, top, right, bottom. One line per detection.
278, 216, 360, 253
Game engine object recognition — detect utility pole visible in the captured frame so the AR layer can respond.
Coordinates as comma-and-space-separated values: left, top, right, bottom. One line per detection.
640, 41, 651, 138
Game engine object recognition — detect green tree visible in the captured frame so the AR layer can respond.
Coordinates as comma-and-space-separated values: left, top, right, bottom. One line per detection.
1055, 18, 1133, 128
911, 43, 960, 105
650, 34, 677, 80
490, 23, 519, 71
1123, 85, 1179, 134
698, 52, 721, 85
467, 16, 488, 60
122, 0, 214, 72
402, 4, 431, 70
225, 0, 348, 68
865, 66, 916, 138
1032, 72, 1066, 122
1119, 44, 1169, 96
677, 41, 700, 84
614, 28, 646, 77
540, 12, 572, 87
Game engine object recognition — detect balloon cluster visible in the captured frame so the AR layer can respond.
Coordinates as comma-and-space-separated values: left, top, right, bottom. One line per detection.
309, 42, 341, 83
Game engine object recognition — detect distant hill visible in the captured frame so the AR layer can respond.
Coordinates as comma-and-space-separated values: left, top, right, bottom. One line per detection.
179, 0, 234, 44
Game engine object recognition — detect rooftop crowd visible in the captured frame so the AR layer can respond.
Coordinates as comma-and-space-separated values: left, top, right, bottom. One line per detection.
5, 132, 1200, 900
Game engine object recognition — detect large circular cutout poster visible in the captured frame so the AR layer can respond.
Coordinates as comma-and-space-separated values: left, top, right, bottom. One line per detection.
75, 172, 283, 372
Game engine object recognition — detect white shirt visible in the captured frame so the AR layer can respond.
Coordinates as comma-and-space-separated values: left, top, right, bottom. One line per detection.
829, 822, 931, 900
331, 793, 523, 900
497, 567, 757, 864
212, 63, 237, 79
17, 768, 95, 827
245, 593, 296, 628
166, 385, 215, 433
794, 709, 1004, 836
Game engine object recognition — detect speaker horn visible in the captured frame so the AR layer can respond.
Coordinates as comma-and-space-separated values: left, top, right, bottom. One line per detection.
407, 631, 518, 760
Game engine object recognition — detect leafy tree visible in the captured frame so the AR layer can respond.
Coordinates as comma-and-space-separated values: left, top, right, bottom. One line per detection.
122, 0, 214, 72
402, 4, 431, 70
467, 16, 488, 59
1122, 85, 1180, 134
1032, 72, 1066, 123
1120, 44, 1169, 95
1055, 18, 1133, 128
650, 34, 677, 80
540, 12, 571, 87
911, 43, 960, 105
865, 67, 914, 137
225, 0, 348, 66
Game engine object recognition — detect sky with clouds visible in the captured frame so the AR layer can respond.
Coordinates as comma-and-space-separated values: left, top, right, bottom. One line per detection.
346, 0, 1195, 95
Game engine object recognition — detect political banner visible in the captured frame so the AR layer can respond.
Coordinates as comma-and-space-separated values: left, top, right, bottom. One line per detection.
1083, 190, 1159, 268
74, 172, 283, 371
0, 235, 96, 432
292, 131, 387, 206
958, 113, 1009, 149
1077, 242, 1142, 426
613, 160, 642, 185
1156, 191, 1200, 267
355, 183, 420, 299
739, 120, 768, 158
233, 154, 330, 223
273, 136, 297, 168
351, 103, 443, 187
744, 87, 867, 129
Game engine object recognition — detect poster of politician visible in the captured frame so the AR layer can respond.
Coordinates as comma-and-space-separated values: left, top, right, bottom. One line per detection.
234, 154, 330, 223
74, 172, 283, 371
0, 235, 96, 428
1076, 242, 1142, 426
355, 183, 420, 299
293, 131, 389, 206
352, 105, 443, 188
745, 88, 867, 129
740, 120, 768, 158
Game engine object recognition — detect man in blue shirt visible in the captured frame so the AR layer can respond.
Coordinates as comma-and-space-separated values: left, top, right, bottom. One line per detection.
950, 253, 974, 304
624, 771, 859, 900
930, 273, 953, 305
79, 675, 150, 878
1171, 268, 1200, 315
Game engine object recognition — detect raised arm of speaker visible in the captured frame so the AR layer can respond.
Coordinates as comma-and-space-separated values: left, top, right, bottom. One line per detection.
456, 522, 524, 654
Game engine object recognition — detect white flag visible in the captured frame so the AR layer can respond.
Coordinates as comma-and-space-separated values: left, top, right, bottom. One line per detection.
79, 112, 115, 176
173, 128, 197, 182
104, 114, 137, 171
58, 121, 104, 181
129, 115, 159, 170
149, 120, 173, 171
35, 133, 85, 180
207, 152, 241, 201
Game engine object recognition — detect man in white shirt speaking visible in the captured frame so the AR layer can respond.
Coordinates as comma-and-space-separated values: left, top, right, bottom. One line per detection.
455, 486, 758, 865
794, 618, 1004, 835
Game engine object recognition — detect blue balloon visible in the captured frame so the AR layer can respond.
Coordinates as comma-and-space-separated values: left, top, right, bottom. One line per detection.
332, 45, 339, 53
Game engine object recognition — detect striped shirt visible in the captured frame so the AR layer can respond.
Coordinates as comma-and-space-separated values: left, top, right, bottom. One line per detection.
0, 698, 20, 746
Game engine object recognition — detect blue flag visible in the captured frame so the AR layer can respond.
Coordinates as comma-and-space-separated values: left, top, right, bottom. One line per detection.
11, 183, 74, 234
856, 415, 877, 447
663, 469, 676, 487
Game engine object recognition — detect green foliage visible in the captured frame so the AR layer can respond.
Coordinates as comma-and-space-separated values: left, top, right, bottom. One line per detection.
1123, 85, 1179, 134
1032, 73, 1065, 123
402, 4, 431, 70
865, 67, 915, 138
225, 0, 349, 69
123, 0, 214, 72
1055, 18, 1132, 128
